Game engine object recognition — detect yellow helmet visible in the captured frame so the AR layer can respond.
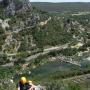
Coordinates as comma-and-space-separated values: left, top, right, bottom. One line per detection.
29, 80, 33, 85
20, 77, 27, 84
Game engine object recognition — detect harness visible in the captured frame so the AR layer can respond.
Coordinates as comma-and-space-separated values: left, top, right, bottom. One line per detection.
18, 81, 31, 90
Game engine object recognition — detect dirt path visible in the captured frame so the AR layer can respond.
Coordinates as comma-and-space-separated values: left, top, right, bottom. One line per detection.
63, 73, 90, 83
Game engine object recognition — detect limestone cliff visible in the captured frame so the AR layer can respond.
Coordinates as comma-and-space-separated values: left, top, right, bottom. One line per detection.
0, 0, 31, 15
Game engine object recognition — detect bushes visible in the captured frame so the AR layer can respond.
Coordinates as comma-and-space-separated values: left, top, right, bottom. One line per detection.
46, 80, 82, 90
67, 83, 82, 90
0, 66, 20, 90
46, 80, 63, 90
59, 48, 78, 56
50, 69, 90, 80
32, 16, 72, 49
0, 54, 10, 65
48, 48, 78, 57
0, 27, 6, 51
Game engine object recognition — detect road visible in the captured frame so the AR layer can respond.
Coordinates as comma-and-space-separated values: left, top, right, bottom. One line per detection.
25, 44, 69, 61
25, 43, 81, 66
5, 43, 80, 66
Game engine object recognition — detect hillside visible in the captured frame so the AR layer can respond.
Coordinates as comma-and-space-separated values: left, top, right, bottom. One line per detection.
0, 1, 90, 90
31, 2, 90, 12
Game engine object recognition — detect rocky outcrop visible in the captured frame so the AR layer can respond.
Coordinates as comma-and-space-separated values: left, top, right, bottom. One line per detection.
0, 18, 10, 29
1, 0, 31, 15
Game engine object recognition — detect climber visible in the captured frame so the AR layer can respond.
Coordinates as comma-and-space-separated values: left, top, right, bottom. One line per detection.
17, 76, 34, 90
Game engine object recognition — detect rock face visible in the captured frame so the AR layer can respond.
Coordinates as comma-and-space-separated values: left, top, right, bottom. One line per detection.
1, 0, 31, 15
